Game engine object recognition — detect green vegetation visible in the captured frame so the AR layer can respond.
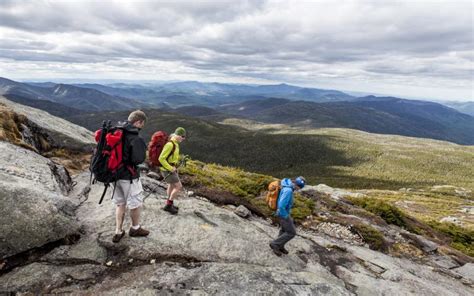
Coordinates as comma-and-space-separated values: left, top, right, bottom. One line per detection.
68, 109, 474, 192
223, 119, 474, 191
360, 190, 473, 230
348, 197, 411, 229
181, 159, 315, 221
351, 223, 386, 251
346, 195, 474, 256
291, 192, 315, 220
182, 160, 273, 198
428, 221, 474, 257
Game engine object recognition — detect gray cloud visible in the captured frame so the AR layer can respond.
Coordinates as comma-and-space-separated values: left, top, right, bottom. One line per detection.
0, 0, 472, 100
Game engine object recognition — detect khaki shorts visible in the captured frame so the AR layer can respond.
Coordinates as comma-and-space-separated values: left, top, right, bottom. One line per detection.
112, 179, 143, 209
161, 171, 180, 184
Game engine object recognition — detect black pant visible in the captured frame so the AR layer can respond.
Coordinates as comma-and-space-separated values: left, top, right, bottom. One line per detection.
271, 217, 296, 248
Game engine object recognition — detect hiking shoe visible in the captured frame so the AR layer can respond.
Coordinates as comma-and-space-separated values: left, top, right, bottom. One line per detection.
112, 230, 125, 243
280, 247, 289, 255
269, 243, 283, 257
164, 203, 178, 215
172, 204, 179, 210
129, 226, 150, 237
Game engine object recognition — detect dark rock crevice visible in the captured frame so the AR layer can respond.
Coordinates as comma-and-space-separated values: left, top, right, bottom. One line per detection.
0, 234, 81, 276
47, 161, 74, 195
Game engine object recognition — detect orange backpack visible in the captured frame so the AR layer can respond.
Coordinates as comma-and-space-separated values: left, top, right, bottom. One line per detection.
265, 180, 281, 210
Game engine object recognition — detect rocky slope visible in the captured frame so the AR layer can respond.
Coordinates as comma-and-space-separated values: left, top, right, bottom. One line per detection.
1, 171, 473, 295
0, 99, 473, 295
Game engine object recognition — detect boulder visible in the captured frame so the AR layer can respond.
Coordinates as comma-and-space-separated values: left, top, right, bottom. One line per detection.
234, 205, 251, 218
453, 263, 474, 282
400, 232, 439, 253
439, 216, 462, 226
303, 184, 365, 200
0, 142, 80, 259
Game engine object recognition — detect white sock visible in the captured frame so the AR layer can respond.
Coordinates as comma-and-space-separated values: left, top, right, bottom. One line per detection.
115, 229, 123, 234
132, 224, 140, 230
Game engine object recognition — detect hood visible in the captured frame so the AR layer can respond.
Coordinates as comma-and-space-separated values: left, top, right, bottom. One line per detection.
280, 178, 294, 189
120, 121, 140, 134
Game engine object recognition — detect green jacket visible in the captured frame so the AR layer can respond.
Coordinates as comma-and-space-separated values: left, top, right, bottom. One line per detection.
159, 138, 180, 171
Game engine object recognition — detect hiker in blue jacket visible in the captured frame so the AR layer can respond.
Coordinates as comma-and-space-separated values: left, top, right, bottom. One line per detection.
269, 176, 306, 256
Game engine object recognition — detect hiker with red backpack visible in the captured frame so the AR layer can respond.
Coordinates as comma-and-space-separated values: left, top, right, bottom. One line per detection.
91, 110, 150, 243
268, 176, 306, 256
158, 127, 186, 215
147, 127, 187, 214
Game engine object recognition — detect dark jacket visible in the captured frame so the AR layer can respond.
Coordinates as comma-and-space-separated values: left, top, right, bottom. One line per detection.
118, 121, 146, 180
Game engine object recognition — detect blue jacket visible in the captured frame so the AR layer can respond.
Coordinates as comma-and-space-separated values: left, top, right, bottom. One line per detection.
276, 178, 294, 218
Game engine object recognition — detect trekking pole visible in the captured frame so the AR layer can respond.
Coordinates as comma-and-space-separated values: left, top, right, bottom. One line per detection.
143, 155, 189, 201
142, 171, 172, 201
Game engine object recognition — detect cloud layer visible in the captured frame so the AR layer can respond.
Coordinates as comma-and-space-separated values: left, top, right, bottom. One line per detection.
0, 0, 472, 100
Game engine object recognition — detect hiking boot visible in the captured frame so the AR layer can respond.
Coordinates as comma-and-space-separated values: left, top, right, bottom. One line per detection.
172, 204, 179, 210
280, 247, 289, 255
129, 226, 150, 237
269, 243, 283, 257
163, 203, 178, 215
112, 230, 125, 243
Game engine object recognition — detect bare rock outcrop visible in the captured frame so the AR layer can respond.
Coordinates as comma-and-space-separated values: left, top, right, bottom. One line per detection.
0, 96, 94, 152
0, 142, 80, 259
2, 173, 473, 295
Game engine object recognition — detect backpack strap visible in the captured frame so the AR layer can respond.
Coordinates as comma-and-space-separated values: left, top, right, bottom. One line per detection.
162, 141, 177, 165
99, 183, 109, 204
169, 141, 176, 163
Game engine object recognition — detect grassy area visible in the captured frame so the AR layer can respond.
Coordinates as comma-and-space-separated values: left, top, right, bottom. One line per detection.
347, 194, 474, 256
221, 119, 474, 191
351, 223, 386, 251
348, 198, 411, 229
180, 159, 315, 221
360, 189, 473, 230
428, 221, 474, 257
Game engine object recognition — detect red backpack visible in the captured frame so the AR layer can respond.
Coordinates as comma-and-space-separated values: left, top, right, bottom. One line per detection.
90, 121, 134, 204
94, 128, 124, 172
147, 131, 175, 168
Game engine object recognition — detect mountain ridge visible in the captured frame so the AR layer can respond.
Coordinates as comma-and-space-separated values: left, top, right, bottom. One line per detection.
216, 97, 474, 145
0, 77, 146, 111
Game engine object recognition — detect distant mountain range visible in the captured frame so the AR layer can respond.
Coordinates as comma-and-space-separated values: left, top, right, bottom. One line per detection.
71, 80, 355, 106
0, 77, 145, 111
3, 77, 357, 111
441, 101, 474, 116
214, 97, 474, 145
3, 93, 86, 118
2, 76, 473, 145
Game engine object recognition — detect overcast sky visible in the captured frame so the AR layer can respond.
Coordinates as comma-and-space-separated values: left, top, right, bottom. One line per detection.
0, 0, 472, 101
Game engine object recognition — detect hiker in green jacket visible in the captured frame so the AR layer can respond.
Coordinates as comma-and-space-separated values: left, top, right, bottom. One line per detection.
159, 127, 186, 215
